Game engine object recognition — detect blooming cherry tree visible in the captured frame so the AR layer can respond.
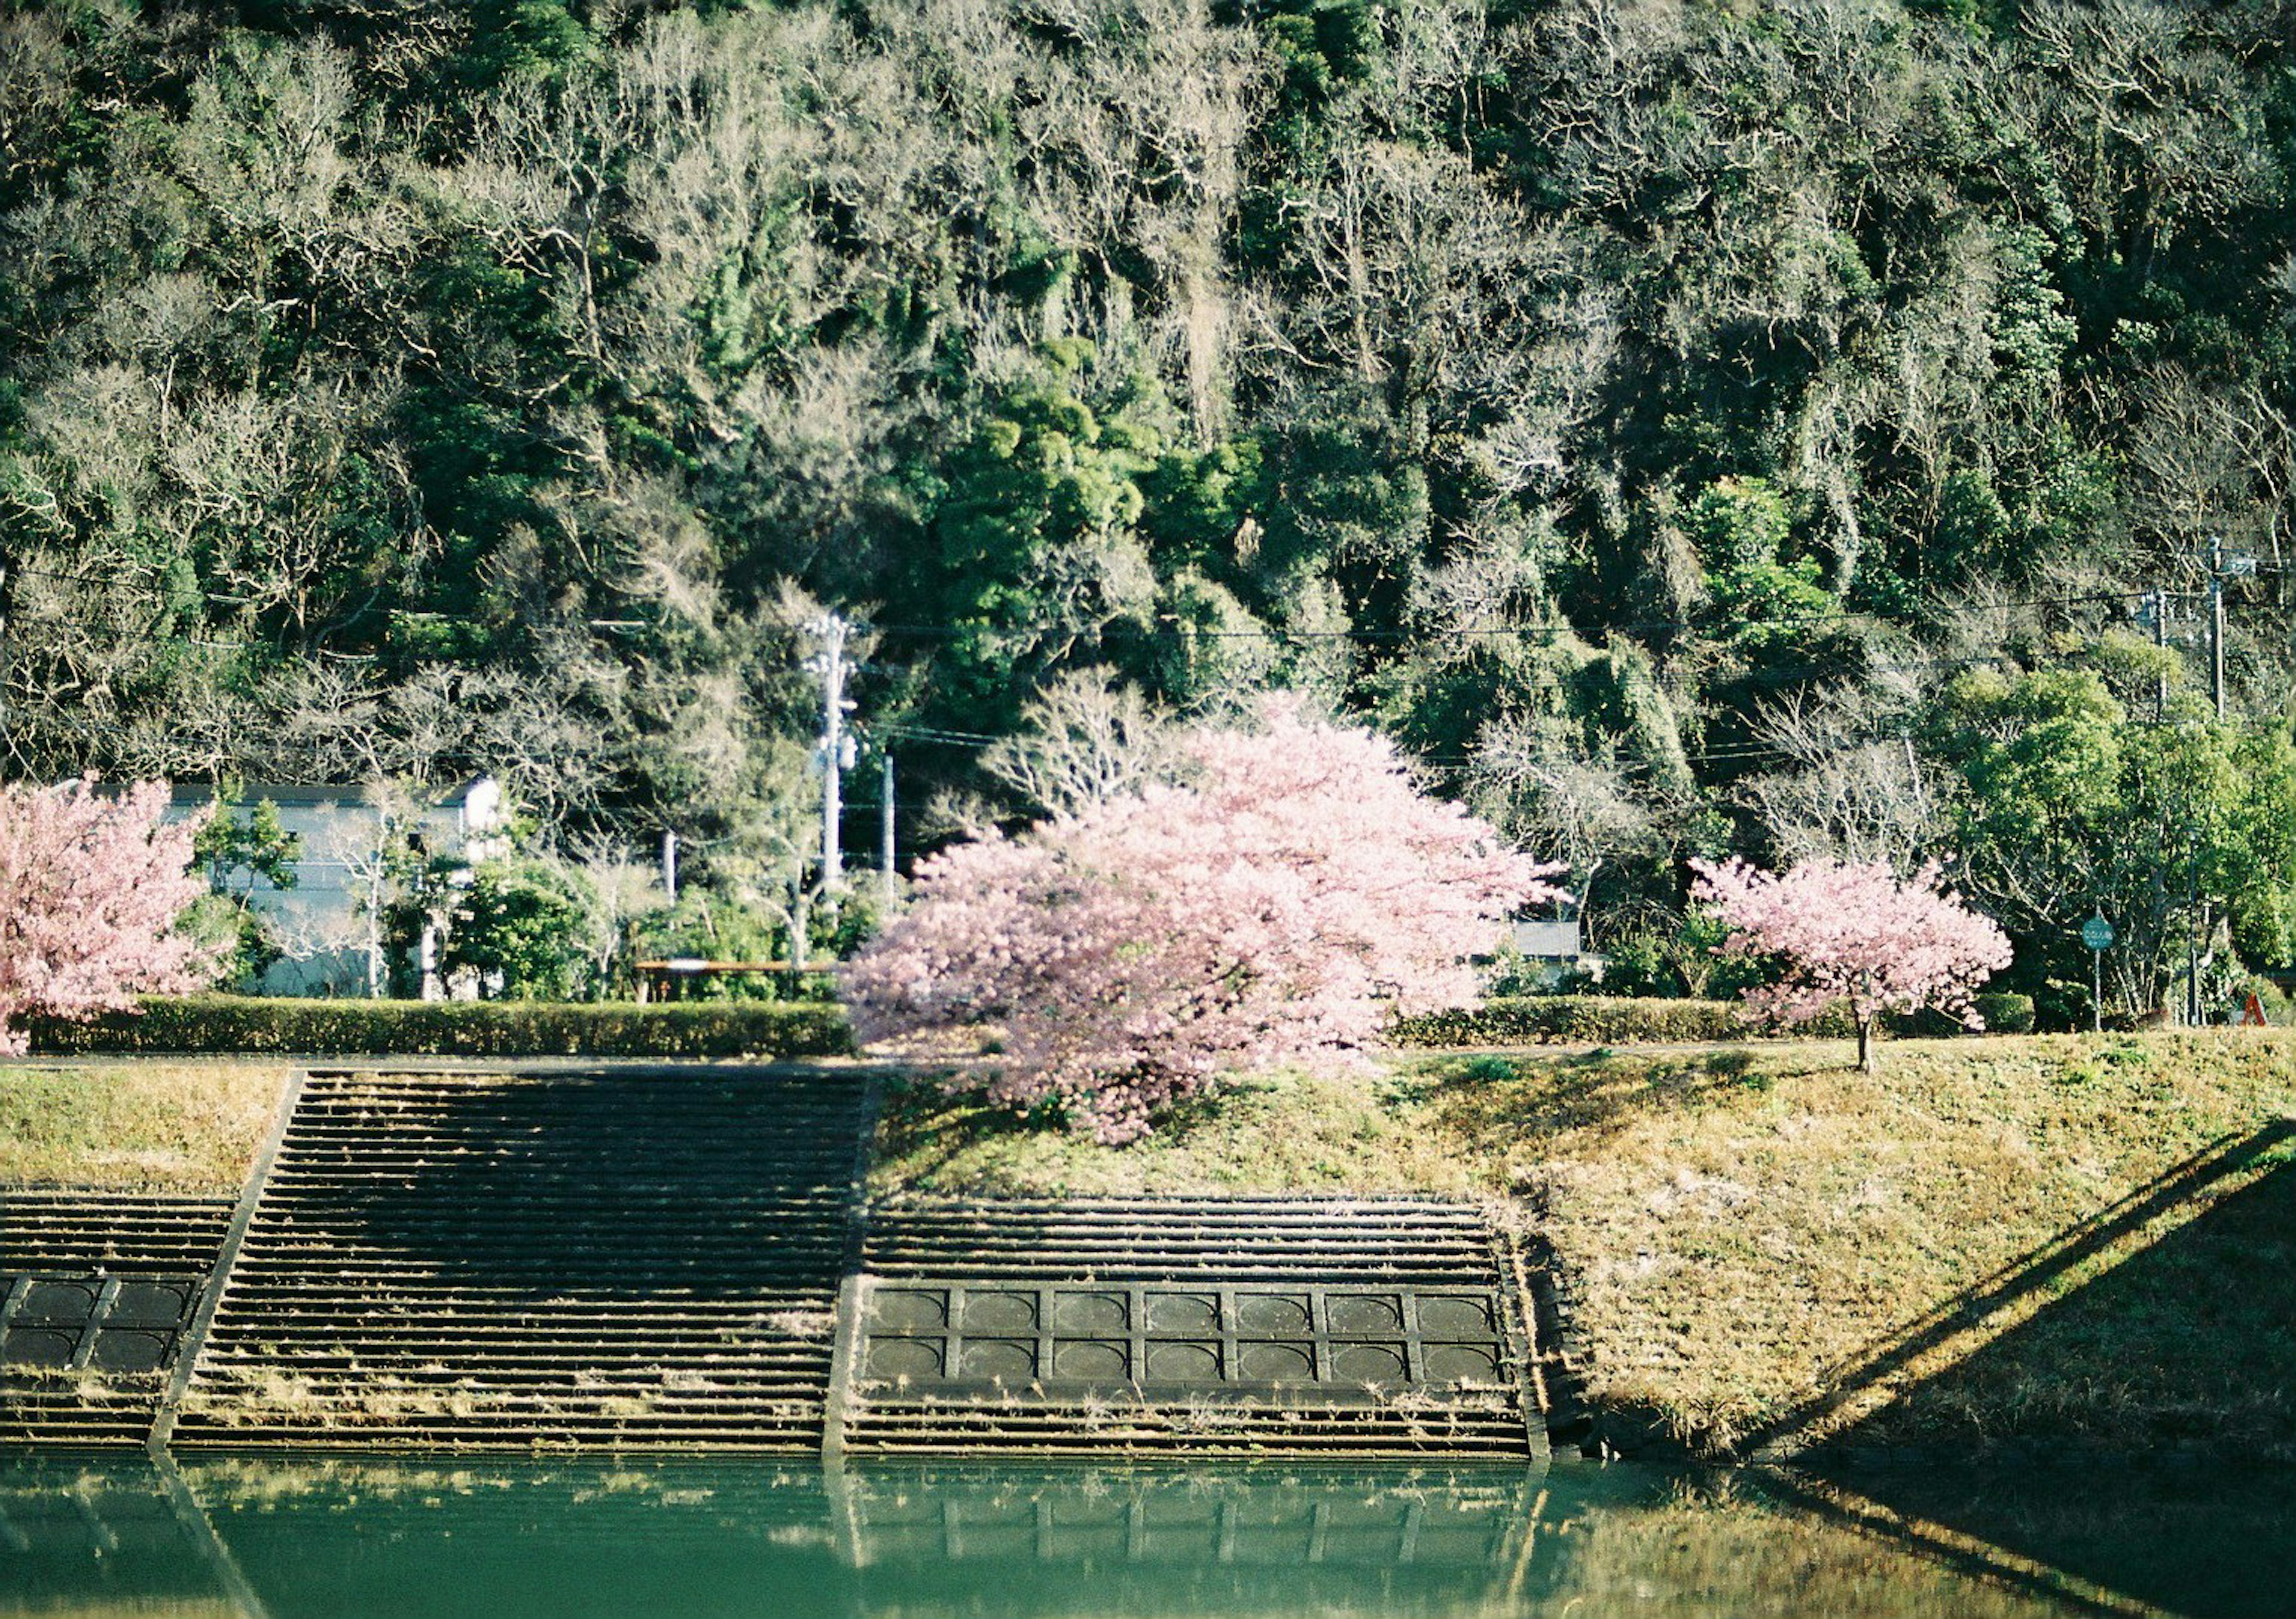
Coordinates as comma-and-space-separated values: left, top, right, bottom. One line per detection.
844, 699, 1562, 1143
1689, 855, 2013, 1072
0, 778, 216, 1052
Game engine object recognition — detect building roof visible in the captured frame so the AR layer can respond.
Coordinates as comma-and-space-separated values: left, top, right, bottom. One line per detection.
163, 775, 496, 811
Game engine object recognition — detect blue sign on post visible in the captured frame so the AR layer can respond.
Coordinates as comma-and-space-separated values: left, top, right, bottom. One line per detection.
2082, 911, 2113, 1033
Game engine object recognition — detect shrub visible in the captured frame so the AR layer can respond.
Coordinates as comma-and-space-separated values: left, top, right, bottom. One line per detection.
24, 995, 853, 1059
1973, 991, 2037, 1034
388, 855, 598, 1000
1393, 995, 1866, 1047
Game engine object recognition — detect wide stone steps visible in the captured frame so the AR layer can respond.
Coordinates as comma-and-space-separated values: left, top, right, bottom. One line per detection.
8, 1069, 1544, 1462
865, 1198, 1496, 1283
167, 1065, 870, 1453
0, 1192, 234, 1270
847, 1196, 1538, 1461
1, 1191, 235, 1447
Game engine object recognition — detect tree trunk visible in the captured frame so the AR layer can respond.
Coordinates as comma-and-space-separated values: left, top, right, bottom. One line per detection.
1857, 1015, 1876, 1074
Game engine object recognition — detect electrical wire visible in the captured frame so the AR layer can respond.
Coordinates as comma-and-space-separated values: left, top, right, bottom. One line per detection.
859, 586, 2143, 646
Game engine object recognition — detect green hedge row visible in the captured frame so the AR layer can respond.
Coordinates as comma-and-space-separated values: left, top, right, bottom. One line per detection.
1390, 992, 2038, 1048
1393, 997, 1785, 1047
26, 995, 855, 1059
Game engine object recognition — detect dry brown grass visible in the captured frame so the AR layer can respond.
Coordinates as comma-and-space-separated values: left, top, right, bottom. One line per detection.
880, 1031, 2296, 1458
0, 1060, 289, 1192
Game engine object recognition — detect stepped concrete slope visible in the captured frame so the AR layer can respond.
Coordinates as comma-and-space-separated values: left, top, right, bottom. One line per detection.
845, 1196, 1544, 1460
0, 1190, 233, 1446
8, 1065, 1543, 1461
164, 1065, 871, 1452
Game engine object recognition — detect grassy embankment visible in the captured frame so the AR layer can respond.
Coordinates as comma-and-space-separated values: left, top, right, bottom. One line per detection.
11, 1033, 2292, 1462
877, 1031, 2296, 1461
0, 1062, 289, 1193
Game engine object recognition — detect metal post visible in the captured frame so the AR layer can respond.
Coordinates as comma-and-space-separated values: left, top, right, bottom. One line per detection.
2150, 589, 2169, 720
2092, 945, 2102, 1034
2210, 536, 2227, 721
2187, 847, 2202, 1027
880, 752, 896, 906
811, 613, 853, 889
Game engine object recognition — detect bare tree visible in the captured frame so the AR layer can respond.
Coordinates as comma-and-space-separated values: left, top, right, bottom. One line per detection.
982, 667, 1179, 820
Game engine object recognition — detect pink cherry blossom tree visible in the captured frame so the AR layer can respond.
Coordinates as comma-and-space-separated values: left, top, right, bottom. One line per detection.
1689, 855, 2014, 1073
0, 778, 217, 1053
844, 698, 1564, 1143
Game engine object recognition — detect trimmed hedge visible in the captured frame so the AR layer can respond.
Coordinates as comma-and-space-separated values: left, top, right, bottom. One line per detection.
1972, 991, 2037, 1034
25, 995, 854, 1059
1391, 995, 1863, 1048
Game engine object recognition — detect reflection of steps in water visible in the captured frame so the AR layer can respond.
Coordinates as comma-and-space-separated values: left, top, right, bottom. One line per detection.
845, 1465, 1536, 1566
163, 1460, 1534, 1619
167, 1067, 871, 1452
0, 1192, 233, 1447
20, 1455, 2212, 1619
849, 1199, 1538, 1459
0, 1459, 237, 1617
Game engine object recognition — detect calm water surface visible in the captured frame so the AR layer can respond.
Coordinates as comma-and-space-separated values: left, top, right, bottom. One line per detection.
1, 1454, 2288, 1618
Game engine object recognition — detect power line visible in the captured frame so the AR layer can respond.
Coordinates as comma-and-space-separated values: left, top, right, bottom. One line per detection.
862, 588, 2139, 646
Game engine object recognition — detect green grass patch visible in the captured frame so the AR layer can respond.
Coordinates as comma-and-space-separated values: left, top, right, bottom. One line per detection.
0, 1061, 291, 1192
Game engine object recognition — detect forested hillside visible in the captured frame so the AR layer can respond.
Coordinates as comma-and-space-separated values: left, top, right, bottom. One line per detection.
4, 0, 2295, 1013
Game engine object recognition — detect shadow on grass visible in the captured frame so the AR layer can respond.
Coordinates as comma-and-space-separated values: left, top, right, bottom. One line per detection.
1751, 1120, 2296, 1619
1413, 1045, 1796, 1155
872, 1066, 1309, 1189
871, 1070, 1064, 1184
1743, 1119, 2296, 1460
1767, 1466, 2296, 1619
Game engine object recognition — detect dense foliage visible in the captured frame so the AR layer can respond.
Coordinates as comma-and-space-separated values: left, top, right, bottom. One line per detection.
4, 0, 2295, 1016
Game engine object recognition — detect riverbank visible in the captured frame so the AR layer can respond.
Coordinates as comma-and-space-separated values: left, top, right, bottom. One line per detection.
877, 1031, 2296, 1462
9, 1031, 2294, 1462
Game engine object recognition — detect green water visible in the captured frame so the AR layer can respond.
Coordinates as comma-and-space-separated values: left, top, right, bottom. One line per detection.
1, 1455, 2288, 1618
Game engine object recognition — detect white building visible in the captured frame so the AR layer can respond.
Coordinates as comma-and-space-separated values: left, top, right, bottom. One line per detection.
1509, 918, 1607, 988
166, 777, 508, 996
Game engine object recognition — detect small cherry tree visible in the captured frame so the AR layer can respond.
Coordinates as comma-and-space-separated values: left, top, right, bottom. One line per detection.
0, 778, 216, 1052
844, 699, 1562, 1143
1689, 855, 2013, 1073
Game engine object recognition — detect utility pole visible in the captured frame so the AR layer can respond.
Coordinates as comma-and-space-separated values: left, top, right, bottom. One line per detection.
2206, 536, 2258, 722
0, 549, 13, 728
2210, 535, 2227, 722
2145, 589, 2169, 721
880, 751, 896, 908
808, 613, 856, 890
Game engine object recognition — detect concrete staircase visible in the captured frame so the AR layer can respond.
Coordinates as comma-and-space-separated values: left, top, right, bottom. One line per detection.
845, 1196, 1541, 1460
0, 1190, 233, 1446
11, 1065, 1544, 1462
164, 1066, 869, 1452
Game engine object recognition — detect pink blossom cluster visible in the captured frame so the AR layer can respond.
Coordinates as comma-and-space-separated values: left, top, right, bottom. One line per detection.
0, 778, 215, 1053
842, 698, 1563, 1143
1689, 855, 2013, 1037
